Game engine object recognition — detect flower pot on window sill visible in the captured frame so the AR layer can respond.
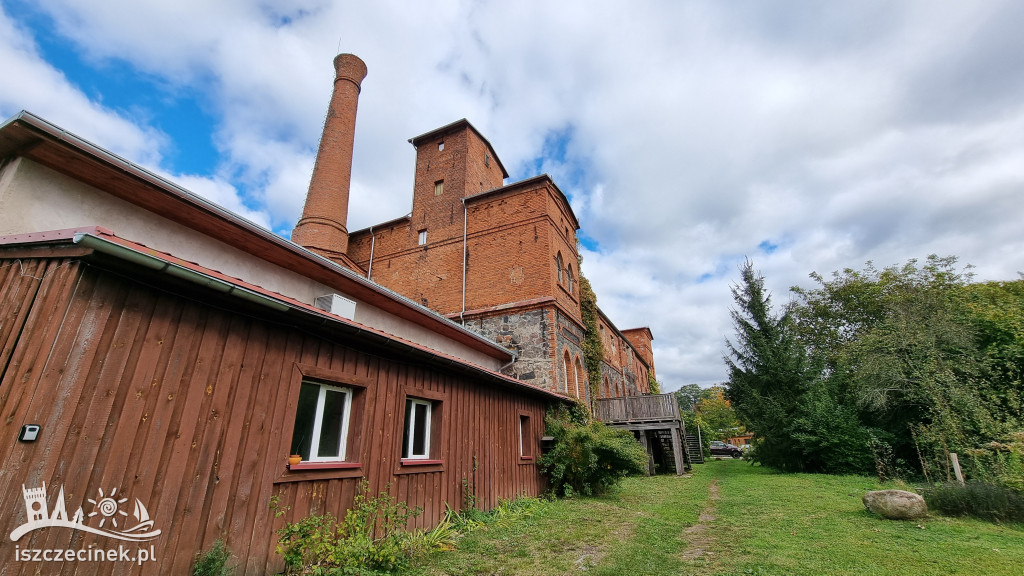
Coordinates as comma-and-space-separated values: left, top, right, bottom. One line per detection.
288, 455, 302, 467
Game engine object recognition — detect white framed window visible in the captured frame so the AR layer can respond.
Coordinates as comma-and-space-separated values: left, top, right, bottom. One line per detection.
567, 264, 575, 294
434, 180, 444, 196
290, 382, 353, 462
403, 398, 433, 459
519, 414, 531, 457
418, 230, 427, 245
556, 252, 564, 283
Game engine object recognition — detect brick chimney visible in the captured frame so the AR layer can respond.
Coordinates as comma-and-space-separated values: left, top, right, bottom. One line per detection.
292, 53, 367, 259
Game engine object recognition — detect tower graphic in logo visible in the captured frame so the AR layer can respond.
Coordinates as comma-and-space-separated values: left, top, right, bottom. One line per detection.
22, 483, 48, 523
10, 483, 160, 542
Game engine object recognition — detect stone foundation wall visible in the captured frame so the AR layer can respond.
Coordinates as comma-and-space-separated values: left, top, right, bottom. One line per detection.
465, 307, 554, 390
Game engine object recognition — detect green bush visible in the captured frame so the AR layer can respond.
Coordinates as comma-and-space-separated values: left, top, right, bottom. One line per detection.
193, 539, 233, 576
538, 407, 647, 497
275, 482, 423, 575
791, 388, 876, 475
922, 481, 1024, 524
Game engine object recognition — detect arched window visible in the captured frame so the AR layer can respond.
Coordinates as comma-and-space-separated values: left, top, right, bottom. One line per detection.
573, 356, 584, 399
556, 252, 564, 284
567, 264, 574, 294
603, 375, 610, 398
560, 353, 569, 393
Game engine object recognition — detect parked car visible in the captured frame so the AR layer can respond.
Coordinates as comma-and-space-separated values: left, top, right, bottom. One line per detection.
709, 440, 743, 458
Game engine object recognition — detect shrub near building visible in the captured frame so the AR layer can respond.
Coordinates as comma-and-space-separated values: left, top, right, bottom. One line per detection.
538, 403, 648, 497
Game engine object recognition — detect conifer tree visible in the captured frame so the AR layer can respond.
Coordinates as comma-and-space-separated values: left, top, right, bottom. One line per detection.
724, 260, 809, 470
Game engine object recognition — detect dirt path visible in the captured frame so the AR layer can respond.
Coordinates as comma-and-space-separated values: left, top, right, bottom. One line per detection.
681, 480, 720, 561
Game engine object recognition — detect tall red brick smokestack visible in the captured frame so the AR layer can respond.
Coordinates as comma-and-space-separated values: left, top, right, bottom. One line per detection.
292, 53, 367, 258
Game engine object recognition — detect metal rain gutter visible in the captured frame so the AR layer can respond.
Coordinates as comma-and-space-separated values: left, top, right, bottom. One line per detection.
73, 233, 289, 312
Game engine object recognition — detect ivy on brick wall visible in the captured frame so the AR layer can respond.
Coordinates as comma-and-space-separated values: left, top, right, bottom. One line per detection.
648, 374, 661, 395
579, 272, 604, 401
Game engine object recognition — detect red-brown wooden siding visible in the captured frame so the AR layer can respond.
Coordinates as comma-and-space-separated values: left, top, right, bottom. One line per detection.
0, 255, 549, 575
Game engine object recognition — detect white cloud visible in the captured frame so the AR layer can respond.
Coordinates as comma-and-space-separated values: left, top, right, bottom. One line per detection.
5, 0, 1024, 390
0, 5, 163, 165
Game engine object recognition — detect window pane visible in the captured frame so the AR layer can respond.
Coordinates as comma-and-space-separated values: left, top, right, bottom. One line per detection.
317, 389, 348, 458
520, 415, 528, 456
291, 383, 319, 460
402, 399, 414, 457
412, 402, 428, 456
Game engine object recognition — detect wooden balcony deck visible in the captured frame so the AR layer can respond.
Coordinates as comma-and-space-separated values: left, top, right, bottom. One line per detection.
594, 393, 682, 426
593, 394, 691, 474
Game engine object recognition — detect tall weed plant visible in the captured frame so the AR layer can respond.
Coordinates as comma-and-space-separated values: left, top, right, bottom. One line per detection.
963, 430, 1024, 491
192, 539, 233, 576
923, 480, 1024, 524
275, 482, 422, 575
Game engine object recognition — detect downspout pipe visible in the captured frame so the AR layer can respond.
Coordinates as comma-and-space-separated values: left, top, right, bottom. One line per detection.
366, 225, 375, 279
460, 198, 468, 325
500, 351, 518, 373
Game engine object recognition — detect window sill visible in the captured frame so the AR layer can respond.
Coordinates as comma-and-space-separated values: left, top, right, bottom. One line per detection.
289, 461, 361, 471
274, 462, 363, 484
395, 459, 444, 475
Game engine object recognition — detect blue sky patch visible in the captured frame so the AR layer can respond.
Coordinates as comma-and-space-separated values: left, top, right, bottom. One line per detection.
11, 1, 220, 175
522, 124, 594, 191
758, 239, 779, 254
577, 230, 601, 252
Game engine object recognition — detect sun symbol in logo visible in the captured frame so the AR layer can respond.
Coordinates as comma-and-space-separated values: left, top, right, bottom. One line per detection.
87, 487, 128, 528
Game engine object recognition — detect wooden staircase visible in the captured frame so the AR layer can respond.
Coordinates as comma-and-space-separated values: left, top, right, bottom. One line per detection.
594, 394, 690, 474
685, 434, 704, 464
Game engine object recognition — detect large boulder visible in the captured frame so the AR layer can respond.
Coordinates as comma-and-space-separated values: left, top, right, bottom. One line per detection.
862, 490, 928, 520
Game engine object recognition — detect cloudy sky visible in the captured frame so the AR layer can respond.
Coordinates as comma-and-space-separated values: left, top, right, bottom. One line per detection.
3, 1, 1023, 390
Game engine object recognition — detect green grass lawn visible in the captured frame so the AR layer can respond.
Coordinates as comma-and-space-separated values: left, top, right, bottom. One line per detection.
410, 460, 1024, 575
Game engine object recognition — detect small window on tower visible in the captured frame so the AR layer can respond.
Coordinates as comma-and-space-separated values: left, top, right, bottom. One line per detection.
418, 230, 427, 245
434, 180, 444, 196
438, 141, 444, 151
485, 153, 490, 167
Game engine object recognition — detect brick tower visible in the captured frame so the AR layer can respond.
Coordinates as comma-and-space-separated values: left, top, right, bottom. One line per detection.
408, 120, 508, 245
292, 53, 367, 261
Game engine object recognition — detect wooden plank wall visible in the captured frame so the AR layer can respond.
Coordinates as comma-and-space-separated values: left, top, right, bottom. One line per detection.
0, 257, 548, 575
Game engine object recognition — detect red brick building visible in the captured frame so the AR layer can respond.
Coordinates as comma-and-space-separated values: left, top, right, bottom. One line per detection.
296, 55, 656, 402
0, 109, 563, 574
0, 52, 658, 574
